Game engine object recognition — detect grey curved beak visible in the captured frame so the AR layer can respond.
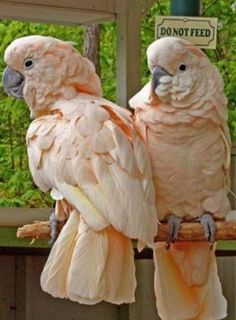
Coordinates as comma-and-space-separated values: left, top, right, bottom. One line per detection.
2, 67, 25, 99
151, 66, 172, 91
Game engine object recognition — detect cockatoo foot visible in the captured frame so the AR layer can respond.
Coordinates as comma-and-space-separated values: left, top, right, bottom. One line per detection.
197, 212, 216, 247
166, 214, 182, 249
49, 211, 59, 246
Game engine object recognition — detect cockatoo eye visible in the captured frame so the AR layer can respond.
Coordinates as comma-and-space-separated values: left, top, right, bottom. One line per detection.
179, 64, 186, 71
24, 59, 34, 70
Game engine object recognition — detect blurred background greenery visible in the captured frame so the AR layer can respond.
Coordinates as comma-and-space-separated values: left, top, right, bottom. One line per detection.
0, 0, 235, 207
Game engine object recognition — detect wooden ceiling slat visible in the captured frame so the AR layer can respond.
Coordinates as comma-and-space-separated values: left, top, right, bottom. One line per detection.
1, 0, 116, 14
0, 2, 115, 25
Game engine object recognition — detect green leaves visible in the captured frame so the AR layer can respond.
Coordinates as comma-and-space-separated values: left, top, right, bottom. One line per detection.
100, 22, 117, 101
0, 169, 53, 207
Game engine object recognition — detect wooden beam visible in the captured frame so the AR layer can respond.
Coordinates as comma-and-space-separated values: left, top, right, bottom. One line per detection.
16, 220, 236, 242
0, 2, 115, 25
0, 0, 152, 15
116, 0, 142, 107
0, 207, 51, 227
1, 0, 116, 13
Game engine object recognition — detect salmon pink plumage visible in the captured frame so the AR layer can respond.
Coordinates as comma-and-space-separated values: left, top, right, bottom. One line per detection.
130, 37, 230, 320
3, 35, 158, 305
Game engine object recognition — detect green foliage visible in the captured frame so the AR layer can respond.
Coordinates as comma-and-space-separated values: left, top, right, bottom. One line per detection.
0, 0, 235, 207
100, 22, 117, 101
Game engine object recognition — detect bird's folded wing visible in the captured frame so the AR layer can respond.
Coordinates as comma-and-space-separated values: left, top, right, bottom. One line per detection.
27, 99, 157, 244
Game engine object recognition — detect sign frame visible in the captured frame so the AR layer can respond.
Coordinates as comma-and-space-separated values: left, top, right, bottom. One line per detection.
155, 16, 218, 49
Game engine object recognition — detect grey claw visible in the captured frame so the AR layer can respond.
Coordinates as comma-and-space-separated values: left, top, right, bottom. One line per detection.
166, 214, 182, 249
197, 212, 216, 247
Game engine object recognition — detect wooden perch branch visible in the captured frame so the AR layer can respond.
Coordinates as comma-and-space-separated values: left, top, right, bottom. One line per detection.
17, 220, 236, 242
17, 220, 64, 240
154, 221, 236, 242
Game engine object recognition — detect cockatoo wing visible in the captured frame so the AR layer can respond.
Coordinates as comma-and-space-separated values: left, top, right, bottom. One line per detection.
27, 96, 157, 304
27, 96, 157, 245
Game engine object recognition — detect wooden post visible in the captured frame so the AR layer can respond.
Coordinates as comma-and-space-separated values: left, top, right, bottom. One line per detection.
116, 0, 142, 107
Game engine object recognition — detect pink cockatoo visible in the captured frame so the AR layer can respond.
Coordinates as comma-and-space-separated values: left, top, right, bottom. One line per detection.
130, 37, 230, 320
3, 35, 158, 305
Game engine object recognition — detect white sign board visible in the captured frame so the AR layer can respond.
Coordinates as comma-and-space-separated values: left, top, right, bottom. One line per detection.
156, 16, 218, 49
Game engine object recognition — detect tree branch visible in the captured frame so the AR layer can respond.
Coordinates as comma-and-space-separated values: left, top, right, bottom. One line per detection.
83, 24, 101, 76
17, 220, 236, 242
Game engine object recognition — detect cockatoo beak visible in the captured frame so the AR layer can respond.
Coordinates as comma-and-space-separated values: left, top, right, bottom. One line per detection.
151, 66, 172, 92
147, 66, 172, 104
2, 67, 25, 99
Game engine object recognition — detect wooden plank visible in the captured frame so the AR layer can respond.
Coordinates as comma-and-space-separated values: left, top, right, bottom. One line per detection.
15, 256, 26, 320
0, 207, 51, 227
231, 144, 236, 156
117, 305, 129, 320
217, 240, 236, 251
217, 256, 236, 320
130, 260, 159, 320
0, 2, 114, 25
0, 0, 151, 14
116, 0, 142, 107
1, 0, 116, 13
24, 256, 119, 320
113, 0, 126, 13
0, 256, 15, 320
114, 0, 155, 16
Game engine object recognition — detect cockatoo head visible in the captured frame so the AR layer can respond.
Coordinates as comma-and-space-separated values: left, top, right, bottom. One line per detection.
3, 35, 102, 117
147, 37, 212, 103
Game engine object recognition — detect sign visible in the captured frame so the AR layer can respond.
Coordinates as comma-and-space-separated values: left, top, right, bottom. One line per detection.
155, 16, 217, 49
